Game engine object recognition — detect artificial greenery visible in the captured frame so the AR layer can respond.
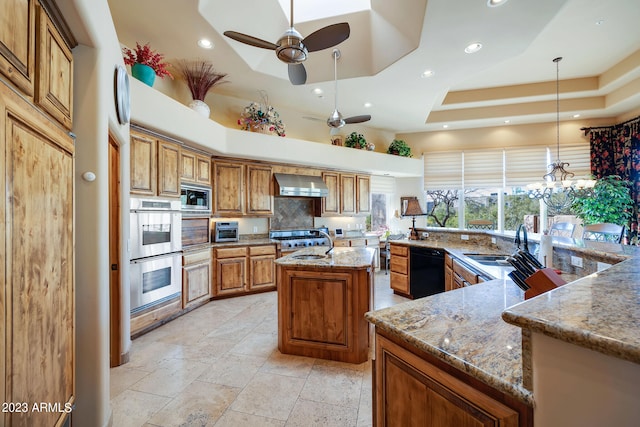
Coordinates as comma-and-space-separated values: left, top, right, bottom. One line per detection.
387, 139, 412, 157
344, 132, 367, 149
571, 175, 634, 226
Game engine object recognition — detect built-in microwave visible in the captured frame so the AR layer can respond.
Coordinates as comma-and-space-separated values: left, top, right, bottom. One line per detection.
180, 184, 211, 214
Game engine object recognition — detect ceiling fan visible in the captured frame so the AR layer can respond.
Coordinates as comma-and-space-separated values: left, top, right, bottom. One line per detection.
326, 49, 371, 128
223, 0, 350, 86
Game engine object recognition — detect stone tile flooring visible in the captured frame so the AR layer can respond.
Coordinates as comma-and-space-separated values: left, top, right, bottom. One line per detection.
110, 270, 408, 427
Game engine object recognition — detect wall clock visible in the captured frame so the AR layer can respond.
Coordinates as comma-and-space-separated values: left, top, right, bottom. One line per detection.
114, 64, 130, 125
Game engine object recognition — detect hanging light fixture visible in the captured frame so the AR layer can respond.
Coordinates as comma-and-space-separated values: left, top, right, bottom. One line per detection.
527, 57, 596, 213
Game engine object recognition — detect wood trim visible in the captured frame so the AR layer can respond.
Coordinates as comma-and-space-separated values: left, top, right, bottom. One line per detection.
108, 134, 122, 367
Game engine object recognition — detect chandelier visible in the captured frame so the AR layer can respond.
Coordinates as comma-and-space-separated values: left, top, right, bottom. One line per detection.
527, 57, 596, 213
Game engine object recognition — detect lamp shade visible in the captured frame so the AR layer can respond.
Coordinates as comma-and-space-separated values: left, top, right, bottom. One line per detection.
403, 198, 425, 216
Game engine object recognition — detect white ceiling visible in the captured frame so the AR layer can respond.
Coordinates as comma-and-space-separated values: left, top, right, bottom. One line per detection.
108, 0, 640, 134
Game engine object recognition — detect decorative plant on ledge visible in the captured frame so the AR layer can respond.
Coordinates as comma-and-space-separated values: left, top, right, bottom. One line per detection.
344, 132, 367, 149
176, 59, 228, 117
238, 91, 286, 137
122, 42, 172, 87
387, 139, 412, 157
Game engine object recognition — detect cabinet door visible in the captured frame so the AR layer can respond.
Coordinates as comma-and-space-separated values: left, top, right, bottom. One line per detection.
444, 265, 453, 291
356, 175, 370, 213
215, 257, 246, 296
249, 254, 276, 291
0, 0, 35, 95
35, 5, 73, 129
157, 139, 181, 198
183, 251, 212, 308
180, 149, 197, 182
340, 174, 356, 214
376, 335, 519, 427
321, 171, 340, 215
214, 161, 244, 215
2, 81, 75, 426
196, 154, 211, 185
246, 164, 273, 215
130, 131, 157, 196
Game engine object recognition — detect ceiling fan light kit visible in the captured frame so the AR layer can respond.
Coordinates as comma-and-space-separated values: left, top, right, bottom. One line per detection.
223, 0, 350, 85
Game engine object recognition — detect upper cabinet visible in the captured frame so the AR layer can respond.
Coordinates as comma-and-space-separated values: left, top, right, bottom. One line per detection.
0, 0, 36, 95
318, 172, 370, 216
213, 159, 273, 217
130, 127, 181, 198
180, 148, 211, 187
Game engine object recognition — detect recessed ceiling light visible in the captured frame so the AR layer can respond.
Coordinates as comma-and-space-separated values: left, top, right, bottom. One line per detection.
197, 39, 213, 49
504, 119, 510, 124
312, 88, 323, 96
364, 102, 372, 108
573, 114, 581, 118
595, 19, 605, 26
421, 69, 434, 78
464, 42, 483, 54
487, 0, 508, 7
443, 124, 449, 129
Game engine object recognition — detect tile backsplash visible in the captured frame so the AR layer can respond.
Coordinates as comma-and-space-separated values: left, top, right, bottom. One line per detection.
271, 197, 315, 230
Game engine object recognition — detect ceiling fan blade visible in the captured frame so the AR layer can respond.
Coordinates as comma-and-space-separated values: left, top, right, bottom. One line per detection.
303, 23, 350, 52
223, 31, 278, 50
288, 63, 307, 85
344, 115, 371, 124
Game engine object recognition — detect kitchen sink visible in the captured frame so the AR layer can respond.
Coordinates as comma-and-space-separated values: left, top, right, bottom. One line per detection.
463, 254, 511, 266
291, 254, 328, 260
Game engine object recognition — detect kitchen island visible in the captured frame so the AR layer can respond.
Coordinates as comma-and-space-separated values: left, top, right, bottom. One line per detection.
275, 246, 376, 364
366, 238, 640, 426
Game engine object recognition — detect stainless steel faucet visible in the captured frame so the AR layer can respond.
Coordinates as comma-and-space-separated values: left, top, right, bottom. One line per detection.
317, 229, 334, 255
515, 224, 529, 252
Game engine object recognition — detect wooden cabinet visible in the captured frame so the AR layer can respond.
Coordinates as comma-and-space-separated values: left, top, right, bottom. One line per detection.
130, 127, 181, 198
356, 175, 371, 213
213, 160, 273, 216
1, 79, 75, 427
453, 258, 481, 289
180, 148, 211, 186
318, 172, 370, 216
374, 333, 522, 427
35, 4, 73, 129
213, 244, 277, 297
390, 243, 410, 296
444, 252, 454, 291
246, 164, 273, 215
183, 249, 212, 309
0, 0, 36, 95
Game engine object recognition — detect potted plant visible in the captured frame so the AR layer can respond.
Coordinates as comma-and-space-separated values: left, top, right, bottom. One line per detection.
387, 139, 412, 157
122, 42, 172, 87
176, 59, 228, 117
571, 175, 633, 226
238, 92, 286, 137
344, 132, 367, 149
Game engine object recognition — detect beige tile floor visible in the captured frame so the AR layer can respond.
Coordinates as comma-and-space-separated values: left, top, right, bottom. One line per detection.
110, 270, 408, 427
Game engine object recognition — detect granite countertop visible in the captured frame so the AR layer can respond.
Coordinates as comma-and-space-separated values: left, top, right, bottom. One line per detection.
502, 257, 640, 365
275, 246, 376, 269
365, 279, 534, 406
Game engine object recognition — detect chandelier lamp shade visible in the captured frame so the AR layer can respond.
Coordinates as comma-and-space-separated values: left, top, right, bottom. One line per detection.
527, 57, 596, 213
402, 198, 427, 239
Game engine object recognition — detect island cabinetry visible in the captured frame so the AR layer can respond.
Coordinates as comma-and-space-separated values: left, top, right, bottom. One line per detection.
130, 127, 181, 198
277, 265, 372, 364
213, 159, 273, 216
374, 333, 524, 427
444, 252, 454, 291
317, 172, 371, 216
182, 248, 212, 309
390, 244, 410, 296
213, 244, 277, 297
180, 147, 210, 186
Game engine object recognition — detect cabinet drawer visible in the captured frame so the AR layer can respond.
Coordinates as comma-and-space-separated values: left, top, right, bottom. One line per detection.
249, 245, 276, 256
183, 248, 211, 265
390, 244, 408, 257
390, 272, 409, 294
215, 246, 247, 259
334, 240, 350, 247
453, 259, 479, 285
350, 238, 366, 247
390, 256, 408, 274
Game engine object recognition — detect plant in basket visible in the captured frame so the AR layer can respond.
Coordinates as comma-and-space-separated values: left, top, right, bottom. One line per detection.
387, 139, 412, 157
344, 132, 367, 149
122, 42, 172, 86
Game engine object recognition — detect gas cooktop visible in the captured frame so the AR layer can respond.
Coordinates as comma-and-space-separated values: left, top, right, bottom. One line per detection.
269, 228, 330, 251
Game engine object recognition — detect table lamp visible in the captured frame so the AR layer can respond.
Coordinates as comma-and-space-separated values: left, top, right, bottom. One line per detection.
402, 198, 426, 239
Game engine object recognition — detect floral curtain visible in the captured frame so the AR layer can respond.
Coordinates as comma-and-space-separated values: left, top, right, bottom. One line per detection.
587, 116, 640, 225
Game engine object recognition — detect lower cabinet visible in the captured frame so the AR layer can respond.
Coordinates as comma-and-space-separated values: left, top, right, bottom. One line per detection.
389, 244, 410, 296
444, 252, 454, 291
213, 244, 276, 297
183, 248, 212, 309
374, 332, 529, 427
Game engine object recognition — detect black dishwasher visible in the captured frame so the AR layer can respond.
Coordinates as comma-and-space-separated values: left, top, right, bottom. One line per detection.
410, 247, 445, 298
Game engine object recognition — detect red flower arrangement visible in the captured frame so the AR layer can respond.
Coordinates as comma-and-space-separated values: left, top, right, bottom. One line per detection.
122, 42, 173, 79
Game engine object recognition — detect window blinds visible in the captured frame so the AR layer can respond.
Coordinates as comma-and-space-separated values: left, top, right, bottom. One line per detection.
504, 146, 549, 187
370, 175, 396, 194
463, 149, 504, 188
553, 142, 591, 179
424, 151, 463, 190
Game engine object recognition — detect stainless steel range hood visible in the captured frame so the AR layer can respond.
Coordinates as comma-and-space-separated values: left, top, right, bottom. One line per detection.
274, 173, 329, 197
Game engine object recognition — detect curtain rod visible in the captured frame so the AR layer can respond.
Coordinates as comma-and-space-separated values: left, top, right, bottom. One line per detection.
580, 114, 640, 132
